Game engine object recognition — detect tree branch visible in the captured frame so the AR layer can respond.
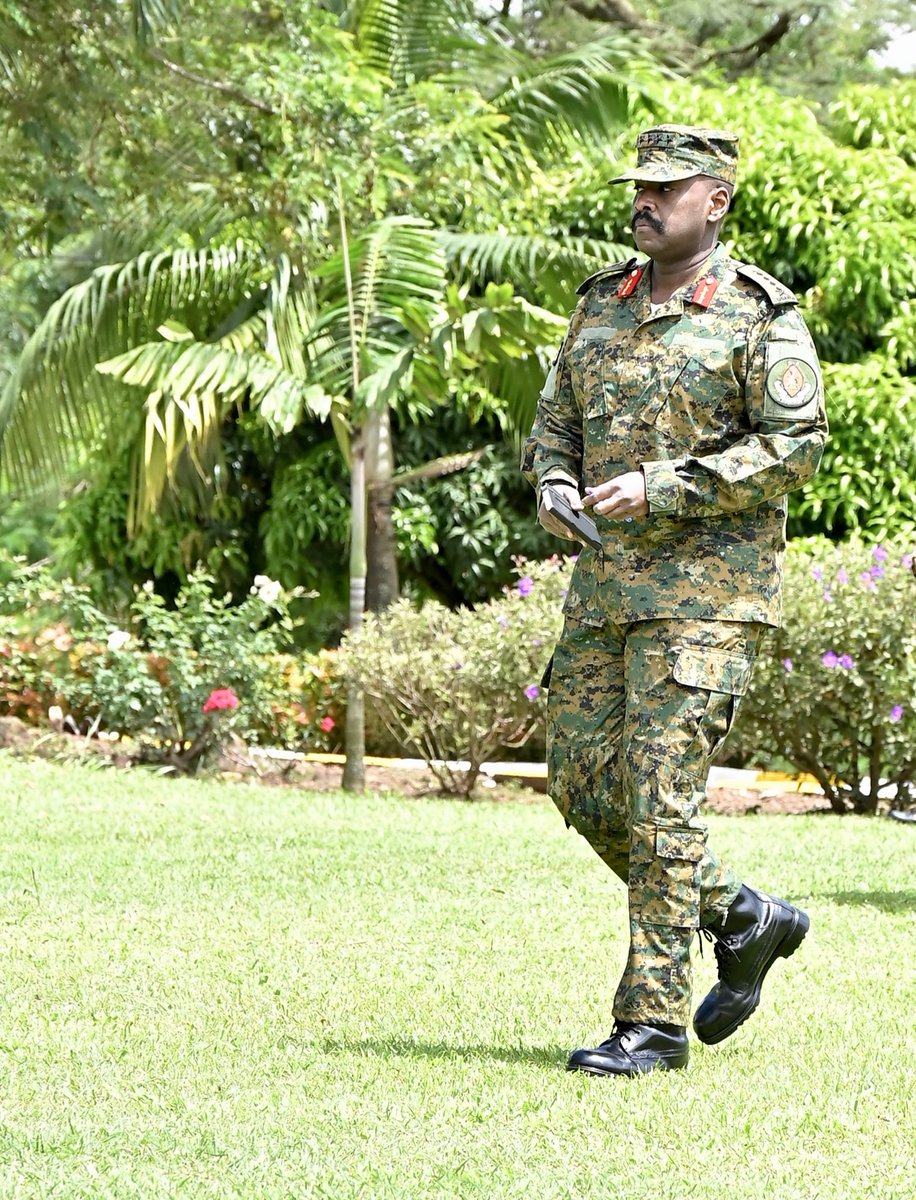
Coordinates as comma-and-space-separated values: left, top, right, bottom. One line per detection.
565, 0, 659, 35
149, 49, 276, 115
698, 11, 793, 69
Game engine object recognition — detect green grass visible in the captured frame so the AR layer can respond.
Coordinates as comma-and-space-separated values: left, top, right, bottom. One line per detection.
1, 757, 914, 1199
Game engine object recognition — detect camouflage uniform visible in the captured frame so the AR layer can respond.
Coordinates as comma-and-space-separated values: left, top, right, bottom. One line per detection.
522, 167, 828, 1024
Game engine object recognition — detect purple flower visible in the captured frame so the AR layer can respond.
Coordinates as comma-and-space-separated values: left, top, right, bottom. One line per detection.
812, 567, 824, 581
836, 568, 849, 585
822, 651, 839, 668
903, 554, 914, 570
782, 658, 793, 672
859, 571, 876, 590
517, 576, 533, 596
838, 654, 855, 670
451, 662, 462, 671
532, 638, 542, 647
524, 684, 540, 701
873, 545, 888, 562
890, 705, 904, 723
822, 589, 833, 602
870, 564, 884, 580
497, 616, 510, 630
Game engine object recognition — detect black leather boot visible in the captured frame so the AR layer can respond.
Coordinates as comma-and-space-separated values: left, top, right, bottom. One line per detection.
693, 885, 810, 1045
566, 1021, 689, 1076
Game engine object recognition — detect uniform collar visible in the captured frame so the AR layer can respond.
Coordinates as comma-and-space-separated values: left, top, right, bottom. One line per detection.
628, 242, 729, 325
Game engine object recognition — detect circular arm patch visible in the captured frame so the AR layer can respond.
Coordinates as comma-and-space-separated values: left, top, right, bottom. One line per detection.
765, 357, 818, 410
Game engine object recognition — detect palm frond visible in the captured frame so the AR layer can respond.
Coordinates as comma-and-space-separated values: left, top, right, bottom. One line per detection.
313, 217, 448, 400
344, 0, 477, 85
464, 34, 662, 161
132, 0, 180, 44
0, 244, 267, 491
440, 231, 634, 307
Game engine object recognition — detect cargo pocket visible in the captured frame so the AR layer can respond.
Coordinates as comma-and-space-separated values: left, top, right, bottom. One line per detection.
673, 645, 754, 763
632, 821, 705, 929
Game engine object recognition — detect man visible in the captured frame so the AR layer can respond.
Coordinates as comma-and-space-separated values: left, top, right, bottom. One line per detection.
522, 125, 827, 1077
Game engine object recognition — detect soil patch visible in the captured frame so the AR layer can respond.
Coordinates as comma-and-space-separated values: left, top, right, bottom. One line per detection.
0, 716, 832, 814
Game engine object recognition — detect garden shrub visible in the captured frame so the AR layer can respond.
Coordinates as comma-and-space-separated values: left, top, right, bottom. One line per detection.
342, 556, 571, 796
0, 559, 310, 772
732, 537, 916, 814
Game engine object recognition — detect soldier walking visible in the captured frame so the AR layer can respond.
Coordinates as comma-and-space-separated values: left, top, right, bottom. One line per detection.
523, 125, 828, 1076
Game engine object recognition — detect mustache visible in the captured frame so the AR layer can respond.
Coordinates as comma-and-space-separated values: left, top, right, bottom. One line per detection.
632, 210, 664, 234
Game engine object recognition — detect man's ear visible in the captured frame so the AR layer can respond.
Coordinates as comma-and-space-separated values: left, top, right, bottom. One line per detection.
708, 184, 731, 223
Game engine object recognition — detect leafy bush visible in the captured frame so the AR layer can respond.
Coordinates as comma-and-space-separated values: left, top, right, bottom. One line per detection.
732, 537, 916, 813
263, 649, 346, 754
0, 559, 308, 772
788, 361, 916, 541
342, 556, 571, 796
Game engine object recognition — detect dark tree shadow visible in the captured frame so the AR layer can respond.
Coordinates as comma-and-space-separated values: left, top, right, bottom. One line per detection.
816, 890, 916, 913
320, 1035, 567, 1069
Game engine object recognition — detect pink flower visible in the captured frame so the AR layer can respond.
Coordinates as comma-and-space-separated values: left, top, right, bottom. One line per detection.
320, 716, 335, 733
202, 688, 239, 713
812, 567, 823, 581
902, 554, 914, 570
838, 654, 855, 670
822, 652, 839, 668
822, 589, 833, 602
782, 658, 793, 672
836, 568, 849, 584
889, 705, 904, 723
873, 545, 888, 562
525, 684, 540, 701
517, 576, 534, 596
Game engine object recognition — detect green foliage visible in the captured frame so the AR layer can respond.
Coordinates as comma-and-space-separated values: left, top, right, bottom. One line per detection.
732, 537, 916, 813
0, 559, 305, 772
789, 361, 916, 541
392, 411, 560, 606
829, 79, 916, 168
342, 556, 570, 794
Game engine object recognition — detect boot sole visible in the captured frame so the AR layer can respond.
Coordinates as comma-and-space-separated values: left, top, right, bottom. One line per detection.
567, 1055, 689, 1077
697, 908, 810, 1046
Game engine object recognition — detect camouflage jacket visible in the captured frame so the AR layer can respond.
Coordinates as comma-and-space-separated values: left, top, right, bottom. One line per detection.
522, 242, 828, 627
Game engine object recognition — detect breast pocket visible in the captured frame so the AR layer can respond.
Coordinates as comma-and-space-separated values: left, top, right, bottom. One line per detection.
639, 356, 737, 451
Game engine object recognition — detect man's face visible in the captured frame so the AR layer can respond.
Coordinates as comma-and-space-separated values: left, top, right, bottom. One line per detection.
629, 176, 723, 262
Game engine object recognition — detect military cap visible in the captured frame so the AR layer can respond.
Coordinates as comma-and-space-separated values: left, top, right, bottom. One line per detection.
609, 124, 739, 187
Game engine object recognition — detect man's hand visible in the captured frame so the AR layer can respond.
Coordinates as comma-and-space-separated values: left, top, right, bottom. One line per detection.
537, 482, 583, 541
582, 471, 649, 520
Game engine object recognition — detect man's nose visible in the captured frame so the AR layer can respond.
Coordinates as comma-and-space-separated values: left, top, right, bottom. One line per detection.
634, 189, 656, 209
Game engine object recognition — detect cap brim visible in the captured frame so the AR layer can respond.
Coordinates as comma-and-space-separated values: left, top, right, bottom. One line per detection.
607, 166, 702, 185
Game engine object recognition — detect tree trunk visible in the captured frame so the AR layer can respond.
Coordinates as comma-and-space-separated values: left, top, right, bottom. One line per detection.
342, 426, 367, 793
365, 405, 399, 613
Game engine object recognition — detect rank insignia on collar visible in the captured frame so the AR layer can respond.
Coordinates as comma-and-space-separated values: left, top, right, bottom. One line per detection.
616, 266, 644, 298
691, 274, 719, 308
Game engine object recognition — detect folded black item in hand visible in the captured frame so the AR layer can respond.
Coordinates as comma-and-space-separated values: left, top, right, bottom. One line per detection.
541, 486, 602, 551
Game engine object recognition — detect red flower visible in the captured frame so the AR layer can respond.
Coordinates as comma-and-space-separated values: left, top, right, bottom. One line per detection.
319, 715, 335, 733
203, 688, 240, 714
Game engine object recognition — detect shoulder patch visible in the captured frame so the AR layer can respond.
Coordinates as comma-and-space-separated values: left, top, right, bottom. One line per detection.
576, 257, 638, 296
735, 263, 798, 308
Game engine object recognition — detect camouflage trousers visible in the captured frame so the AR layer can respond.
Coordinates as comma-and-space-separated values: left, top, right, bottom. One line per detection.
547, 616, 764, 1026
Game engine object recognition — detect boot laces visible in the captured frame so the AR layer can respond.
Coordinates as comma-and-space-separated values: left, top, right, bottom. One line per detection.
697, 926, 740, 981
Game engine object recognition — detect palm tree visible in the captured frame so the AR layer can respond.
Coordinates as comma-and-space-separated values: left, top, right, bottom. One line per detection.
1, 1, 660, 787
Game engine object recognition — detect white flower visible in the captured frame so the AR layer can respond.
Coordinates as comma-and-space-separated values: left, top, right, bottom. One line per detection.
48, 705, 64, 727
253, 575, 282, 604
107, 629, 131, 651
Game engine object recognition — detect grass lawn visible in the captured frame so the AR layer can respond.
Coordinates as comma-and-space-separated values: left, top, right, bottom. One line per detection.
1, 756, 914, 1199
